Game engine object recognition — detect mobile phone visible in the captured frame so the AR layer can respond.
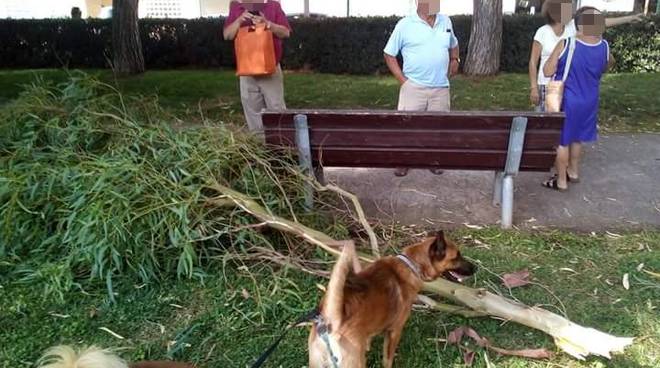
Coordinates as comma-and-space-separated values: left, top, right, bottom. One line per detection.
244, 3, 265, 13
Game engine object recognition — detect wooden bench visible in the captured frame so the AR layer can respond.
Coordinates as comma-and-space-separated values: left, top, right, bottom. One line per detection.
263, 110, 564, 229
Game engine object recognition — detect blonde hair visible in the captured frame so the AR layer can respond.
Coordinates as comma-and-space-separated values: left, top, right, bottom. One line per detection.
37, 346, 129, 368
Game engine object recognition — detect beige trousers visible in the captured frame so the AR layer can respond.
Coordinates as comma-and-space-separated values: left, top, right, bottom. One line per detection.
397, 79, 451, 112
239, 65, 286, 135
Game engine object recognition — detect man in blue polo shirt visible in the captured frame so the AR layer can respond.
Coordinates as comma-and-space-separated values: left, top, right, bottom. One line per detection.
384, 0, 460, 176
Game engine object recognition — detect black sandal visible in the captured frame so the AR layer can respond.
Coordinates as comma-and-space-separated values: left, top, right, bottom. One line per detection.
551, 173, 580, 184
542, 177, 568, 191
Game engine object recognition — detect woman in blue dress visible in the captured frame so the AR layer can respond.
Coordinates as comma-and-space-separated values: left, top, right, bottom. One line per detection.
542, 7, 614, 191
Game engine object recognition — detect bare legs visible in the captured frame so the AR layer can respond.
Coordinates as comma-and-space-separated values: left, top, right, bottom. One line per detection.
544, 143, 582, 191
555, 146, 569, 190
568, 142, 582, 180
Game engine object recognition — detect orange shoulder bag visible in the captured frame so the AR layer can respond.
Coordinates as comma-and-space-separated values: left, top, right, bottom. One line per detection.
234, 24, 277, 77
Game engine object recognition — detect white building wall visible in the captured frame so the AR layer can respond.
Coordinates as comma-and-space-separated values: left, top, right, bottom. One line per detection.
139, 0, 202, 18
280, 0, 518, 17
1, 0, 87, 18
579, 0, 635, 12
0, 0, 635, 19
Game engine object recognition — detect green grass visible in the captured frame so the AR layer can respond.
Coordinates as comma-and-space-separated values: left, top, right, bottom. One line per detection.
0, 69, 658, 132
1, 230, 658, 368
1, 71, 658, 367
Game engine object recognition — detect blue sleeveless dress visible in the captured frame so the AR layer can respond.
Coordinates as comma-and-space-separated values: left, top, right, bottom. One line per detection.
555, 38, 609, 146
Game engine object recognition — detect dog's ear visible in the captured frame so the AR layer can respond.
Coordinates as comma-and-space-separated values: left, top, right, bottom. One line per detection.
429, 231, 447, 260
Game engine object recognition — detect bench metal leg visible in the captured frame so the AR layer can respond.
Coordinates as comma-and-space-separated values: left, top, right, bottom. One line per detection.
499, 116, 528, 229
294, 114, 313, 211
493, 171, 503, 206
501, 175, 514, 229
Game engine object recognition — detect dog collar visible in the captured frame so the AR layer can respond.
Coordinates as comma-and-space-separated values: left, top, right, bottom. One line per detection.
396, 254, 422, 279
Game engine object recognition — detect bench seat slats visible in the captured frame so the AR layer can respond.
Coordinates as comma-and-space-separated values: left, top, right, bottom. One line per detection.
306, 148, 555, 172
262, 110, 564, 172
263, 110, 564, 131
265, 130, 559, 151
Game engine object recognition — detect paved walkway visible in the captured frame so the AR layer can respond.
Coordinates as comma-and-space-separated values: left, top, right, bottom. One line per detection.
326, 134, 660, 231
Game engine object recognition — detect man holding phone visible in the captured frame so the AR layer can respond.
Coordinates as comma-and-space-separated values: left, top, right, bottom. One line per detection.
384, 0, 460, 176
223, 1, 291, 137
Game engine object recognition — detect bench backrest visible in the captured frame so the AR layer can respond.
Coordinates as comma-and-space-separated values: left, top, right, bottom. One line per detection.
263, 110, 564, 172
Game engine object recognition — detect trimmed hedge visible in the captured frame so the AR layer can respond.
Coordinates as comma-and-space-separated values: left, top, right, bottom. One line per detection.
606, 17, 660, 73
0, 15, 657, 73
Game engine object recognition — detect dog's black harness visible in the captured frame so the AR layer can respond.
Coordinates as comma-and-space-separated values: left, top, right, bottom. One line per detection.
251, 255, 421, 367
313, 314, 341, 368
249, 309, 340, 368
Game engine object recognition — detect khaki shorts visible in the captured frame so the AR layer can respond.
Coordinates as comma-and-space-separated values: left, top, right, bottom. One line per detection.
239, 65, 286, 135
397, 79, 451, 112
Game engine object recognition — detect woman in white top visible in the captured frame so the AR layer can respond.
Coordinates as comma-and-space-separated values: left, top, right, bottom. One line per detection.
528, 0, 641, 111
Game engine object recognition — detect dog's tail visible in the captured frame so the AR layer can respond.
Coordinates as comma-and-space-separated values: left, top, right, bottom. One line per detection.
324, 241, 356, 327
37, 345, 129, 368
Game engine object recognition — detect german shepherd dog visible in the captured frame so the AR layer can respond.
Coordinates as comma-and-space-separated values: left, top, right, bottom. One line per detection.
37, 346, 194, 368
308, 231, 476, 368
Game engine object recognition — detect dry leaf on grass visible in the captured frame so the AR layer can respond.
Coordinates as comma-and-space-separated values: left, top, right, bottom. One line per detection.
502, 270, 531, 288
622, 274, 630, 290
241, 288, 251, 299
447, 326, 553, 361
463, 350, 476, 366
447, 326, 466, 344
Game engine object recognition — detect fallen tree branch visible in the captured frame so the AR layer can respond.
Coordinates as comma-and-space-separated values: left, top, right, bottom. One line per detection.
416, 295, 488, 319
313, 181, 380, 257
207, 182, 634, 361
423, 280, 633, 360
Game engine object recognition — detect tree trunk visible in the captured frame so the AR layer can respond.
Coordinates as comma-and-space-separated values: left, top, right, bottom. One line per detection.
112, 0, 145, 76
464, 0, 503, 76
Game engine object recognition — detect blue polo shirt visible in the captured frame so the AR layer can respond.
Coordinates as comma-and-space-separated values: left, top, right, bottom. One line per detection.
384, 14, 459, 88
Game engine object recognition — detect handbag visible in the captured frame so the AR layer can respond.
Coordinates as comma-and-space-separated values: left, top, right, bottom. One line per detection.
235, 24, 277, 77
545, 37, 576, 113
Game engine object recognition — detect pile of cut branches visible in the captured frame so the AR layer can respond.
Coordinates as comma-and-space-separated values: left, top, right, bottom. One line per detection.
0, 74, 350, 299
